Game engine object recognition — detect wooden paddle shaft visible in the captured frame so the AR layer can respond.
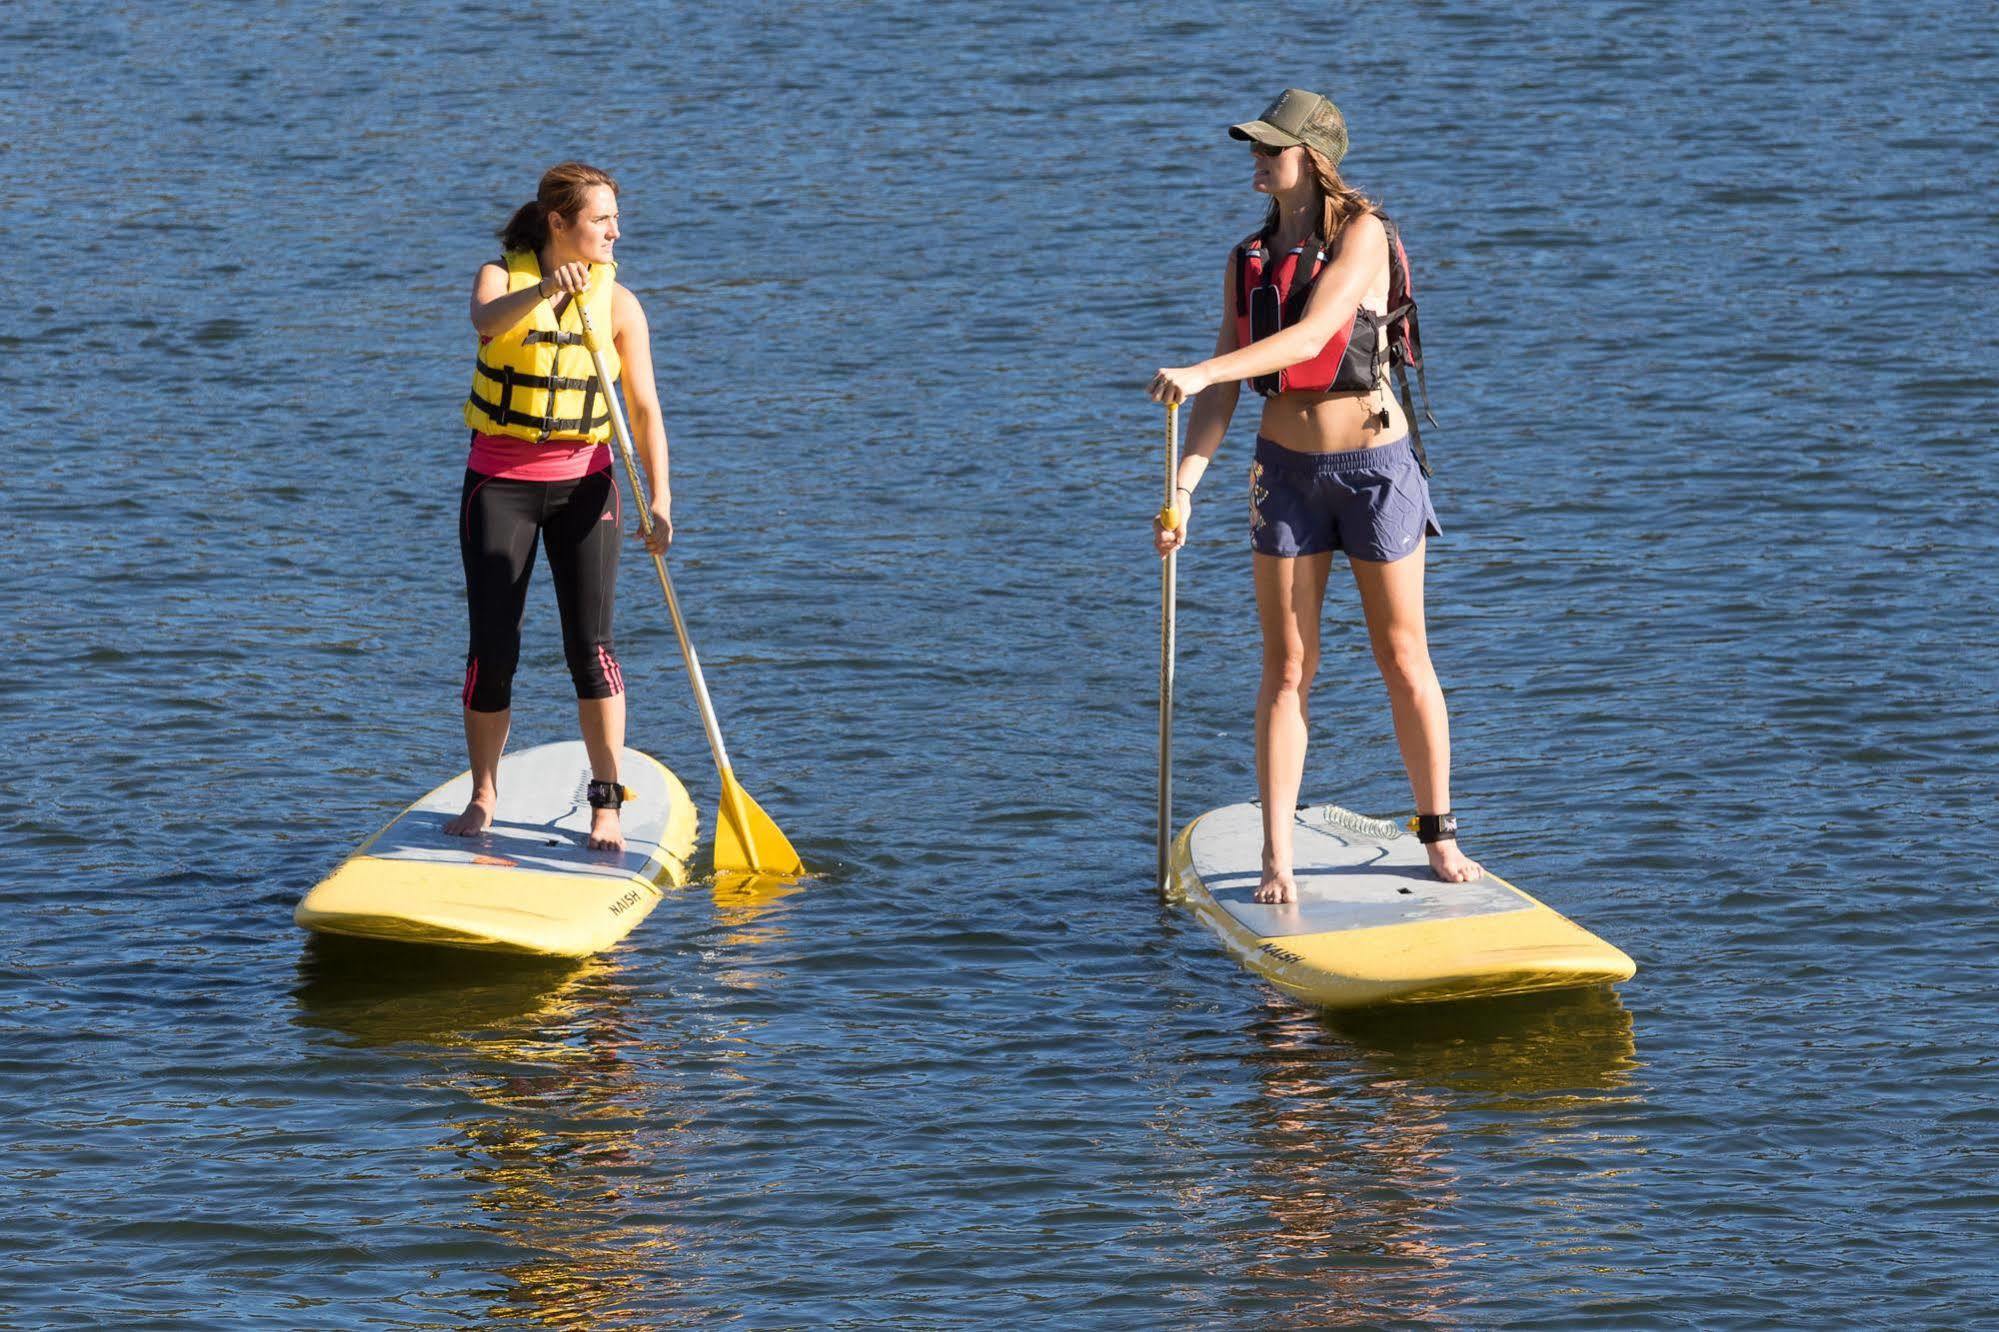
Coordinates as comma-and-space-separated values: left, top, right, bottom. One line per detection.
571, 304, 736, 781
1157, 402, 1179, 892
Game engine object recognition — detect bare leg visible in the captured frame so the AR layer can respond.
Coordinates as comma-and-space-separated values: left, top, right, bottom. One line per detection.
1349, 539, 1481, 882
578, 694, 626, 851
444, 707, 509, 836
1253, 551, 1332, 904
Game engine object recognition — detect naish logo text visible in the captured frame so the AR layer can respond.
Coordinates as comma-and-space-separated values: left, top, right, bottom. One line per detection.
1260, 942, 1305, 966
609, 888, 643, 916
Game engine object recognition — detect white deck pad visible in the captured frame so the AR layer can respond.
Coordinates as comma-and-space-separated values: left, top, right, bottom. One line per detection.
1171, 800, 1634, 1009
367, 743, 681, 879
1188, 802, 1530, 939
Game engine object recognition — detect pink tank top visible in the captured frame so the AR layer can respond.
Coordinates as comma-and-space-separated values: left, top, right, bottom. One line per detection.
466, 433, 612, 481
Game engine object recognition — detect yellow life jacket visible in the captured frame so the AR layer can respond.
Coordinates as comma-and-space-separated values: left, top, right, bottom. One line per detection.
463, 251, 621, 443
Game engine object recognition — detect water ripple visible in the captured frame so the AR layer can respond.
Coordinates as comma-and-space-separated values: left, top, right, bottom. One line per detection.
3, 1, 1996, 1327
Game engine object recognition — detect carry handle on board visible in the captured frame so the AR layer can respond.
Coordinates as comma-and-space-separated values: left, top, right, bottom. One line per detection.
1157, 401, 1179, 895
571, 299, 805, 878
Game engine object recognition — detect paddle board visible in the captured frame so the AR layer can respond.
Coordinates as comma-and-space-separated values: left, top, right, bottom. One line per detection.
1168, 801, 1634, 1009
296, 741, 697, 958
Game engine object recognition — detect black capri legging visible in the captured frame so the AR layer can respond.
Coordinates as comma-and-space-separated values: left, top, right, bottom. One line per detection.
459, 466, 623, 712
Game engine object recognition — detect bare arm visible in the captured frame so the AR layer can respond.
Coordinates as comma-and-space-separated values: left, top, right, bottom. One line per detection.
1151, 214, 1386, 400
612, 282, 673, 551
1175, 252, 1245, 497
468, 259, 590, 338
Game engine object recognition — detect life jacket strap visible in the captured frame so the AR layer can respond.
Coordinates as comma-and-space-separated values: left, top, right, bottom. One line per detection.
465, 388, 614, 438
1274, 237, 1327, 327
1395, 363, 1433, 478
545, 298, 571, 438
1369, 319, 1395, 427
472, 358, 598, 395
1232, 237, 1262, 322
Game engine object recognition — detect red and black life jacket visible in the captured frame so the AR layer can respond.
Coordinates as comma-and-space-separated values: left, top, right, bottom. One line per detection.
1232, 212, 1437, 472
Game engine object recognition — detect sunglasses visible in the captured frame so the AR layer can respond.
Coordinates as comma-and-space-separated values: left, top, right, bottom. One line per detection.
1250, 141, 1292, 158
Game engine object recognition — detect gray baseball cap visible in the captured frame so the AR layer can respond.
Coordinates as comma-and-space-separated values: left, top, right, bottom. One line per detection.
1228, 88, 1349, 164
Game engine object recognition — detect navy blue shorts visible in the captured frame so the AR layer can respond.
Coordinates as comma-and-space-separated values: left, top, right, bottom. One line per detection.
1248, 435, 1441, 563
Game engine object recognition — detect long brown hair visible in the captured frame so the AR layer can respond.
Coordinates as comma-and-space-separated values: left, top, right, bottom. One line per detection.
1262, 145, 1376, 246
497, 162, 620, 254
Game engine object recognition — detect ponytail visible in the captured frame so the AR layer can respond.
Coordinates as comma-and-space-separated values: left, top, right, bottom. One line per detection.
494, 162, 620, 255
498, 200, 550, 252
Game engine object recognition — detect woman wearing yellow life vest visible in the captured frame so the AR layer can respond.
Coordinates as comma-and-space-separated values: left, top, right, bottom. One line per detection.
1148, 90, 1480, 900
443, 162, 671, 852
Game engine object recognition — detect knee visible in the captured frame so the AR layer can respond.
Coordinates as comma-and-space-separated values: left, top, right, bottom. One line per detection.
1374, 636, 1434, 696
1263, 647, 1317, 698
463, 653, 513, 712
567, 640, 625, 700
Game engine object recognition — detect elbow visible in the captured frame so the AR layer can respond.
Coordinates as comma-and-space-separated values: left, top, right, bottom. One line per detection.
625, 396, 662, 437
470, 307, 509, 339
1277, 326, 1333, 368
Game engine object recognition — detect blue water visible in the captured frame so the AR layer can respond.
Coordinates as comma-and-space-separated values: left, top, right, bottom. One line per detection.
4, 2, 1996, 1326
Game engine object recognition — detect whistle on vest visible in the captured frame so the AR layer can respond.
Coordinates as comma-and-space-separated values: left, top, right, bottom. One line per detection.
1370, 323, 1396, 426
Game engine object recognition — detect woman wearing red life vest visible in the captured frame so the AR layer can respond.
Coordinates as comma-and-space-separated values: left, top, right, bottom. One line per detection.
1149, 90, 1480, 900
443, 162, 673, 853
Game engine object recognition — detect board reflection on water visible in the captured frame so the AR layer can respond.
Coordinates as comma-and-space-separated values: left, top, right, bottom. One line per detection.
1189, 987, 1638, 1324
290, 875, 802, 1325
291, 919, 1638, 1329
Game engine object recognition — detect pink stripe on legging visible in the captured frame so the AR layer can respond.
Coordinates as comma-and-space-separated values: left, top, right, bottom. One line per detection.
461, 473, 496, 546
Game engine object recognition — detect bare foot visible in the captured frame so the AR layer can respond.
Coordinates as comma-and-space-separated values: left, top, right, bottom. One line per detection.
1427, 838, 1482, 883
1253, 866, 1298, 904
443, 792, 496, 837
588, 806, 625, 852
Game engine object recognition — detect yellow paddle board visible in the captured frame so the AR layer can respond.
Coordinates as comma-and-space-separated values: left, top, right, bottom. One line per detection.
296, 741, 697, 958
1168, 802, 1633, 1009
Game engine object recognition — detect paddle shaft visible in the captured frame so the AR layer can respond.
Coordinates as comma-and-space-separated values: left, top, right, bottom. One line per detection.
569, 304, 743, 799
1157, 402, 1179, 893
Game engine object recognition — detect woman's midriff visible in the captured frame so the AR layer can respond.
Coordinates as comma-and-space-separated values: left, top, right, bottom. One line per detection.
1257, 390, 1407, 455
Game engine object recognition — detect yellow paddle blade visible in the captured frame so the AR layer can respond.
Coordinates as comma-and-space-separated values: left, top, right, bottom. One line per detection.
713, 774, 804, 876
